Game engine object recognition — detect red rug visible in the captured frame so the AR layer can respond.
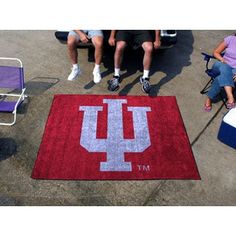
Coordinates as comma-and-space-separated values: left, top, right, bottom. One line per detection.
32, 95, 200, 180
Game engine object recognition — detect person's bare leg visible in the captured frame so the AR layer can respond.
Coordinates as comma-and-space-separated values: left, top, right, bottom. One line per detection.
67, 35, 78, 64
91, 36, 103, 83
114, 41, 126, 70
92, 36, 103, 65
224, 86, 235, 103
67, 35, 81, 81
108, 41, 126, 91
142, 41, 153, 71
203, 96, 212, 111
205, 97, 212, 107
140, 41, 153, 93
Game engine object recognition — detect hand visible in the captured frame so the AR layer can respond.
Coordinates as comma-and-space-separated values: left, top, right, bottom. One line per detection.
233, 74, 236, 82
108, 36, 116, 46
80, 33, 89, 43
154, 39, 161, 49
220, 59, 226, 63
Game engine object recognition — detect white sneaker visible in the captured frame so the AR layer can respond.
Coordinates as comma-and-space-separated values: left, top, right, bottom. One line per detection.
93, 70, 102, 84
67, 67, 81, 81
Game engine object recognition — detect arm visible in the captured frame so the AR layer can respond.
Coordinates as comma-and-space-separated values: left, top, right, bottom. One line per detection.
108, 30, 116, 46
153, 30, 161, 49
74, 30, 89, 43
213, 40, 227, 63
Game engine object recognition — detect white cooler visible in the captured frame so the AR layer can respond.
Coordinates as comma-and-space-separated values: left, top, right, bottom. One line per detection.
218, 107, 236, 149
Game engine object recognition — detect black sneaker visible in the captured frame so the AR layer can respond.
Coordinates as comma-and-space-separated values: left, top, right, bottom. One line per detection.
108, 75, 120, 91
140, 77, 151, 94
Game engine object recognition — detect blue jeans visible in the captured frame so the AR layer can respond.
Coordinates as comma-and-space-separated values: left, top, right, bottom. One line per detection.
207, 61, 235, 100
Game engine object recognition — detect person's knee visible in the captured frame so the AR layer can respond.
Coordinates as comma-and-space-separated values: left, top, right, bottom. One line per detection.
67, 37, 77, 49
116, 42, 126, 52
143, 42, 153, 54
93, 37, 103, 49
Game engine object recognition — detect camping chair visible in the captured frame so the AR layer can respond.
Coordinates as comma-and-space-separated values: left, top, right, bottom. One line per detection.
0, 57, 26, 126
200, 52, 227, 108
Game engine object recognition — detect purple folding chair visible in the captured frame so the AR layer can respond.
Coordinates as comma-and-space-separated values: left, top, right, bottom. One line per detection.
0, 57, 26, 126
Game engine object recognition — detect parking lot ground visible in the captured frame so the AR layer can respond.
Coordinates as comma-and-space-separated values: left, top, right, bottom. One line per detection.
0, 30, 235, 206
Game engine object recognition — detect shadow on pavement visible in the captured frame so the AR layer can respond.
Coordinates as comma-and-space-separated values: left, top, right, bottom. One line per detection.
25, 77, 60, 96
92, 31, 193, 96
13, 77, 60, 115
149, 30, 194, 96
84, 80, 96, 90
82, 31, 194, 96
0, 138, 17, 161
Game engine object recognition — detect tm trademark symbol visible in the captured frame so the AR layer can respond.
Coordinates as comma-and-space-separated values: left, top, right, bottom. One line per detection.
137, 164, 150, 172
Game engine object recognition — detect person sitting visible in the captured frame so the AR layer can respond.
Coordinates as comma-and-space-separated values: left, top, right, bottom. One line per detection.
67, 30, 103, 84
107, 30, 161, 94
204, 34, 236, 111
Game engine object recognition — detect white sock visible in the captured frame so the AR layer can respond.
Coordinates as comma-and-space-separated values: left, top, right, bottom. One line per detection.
93, 64, 100, 72
143, 70, 149, 78
73, 64, 79, 70
114, 68, 120, 76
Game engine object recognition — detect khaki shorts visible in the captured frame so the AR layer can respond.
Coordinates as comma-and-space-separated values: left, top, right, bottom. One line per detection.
68, 30, 103, 41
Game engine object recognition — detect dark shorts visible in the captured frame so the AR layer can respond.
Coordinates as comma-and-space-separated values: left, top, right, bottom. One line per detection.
115, 30, 153, 49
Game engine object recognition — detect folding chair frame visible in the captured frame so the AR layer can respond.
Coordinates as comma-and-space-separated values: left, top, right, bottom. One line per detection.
0, 57, 26, 126
200, 52, 227, 108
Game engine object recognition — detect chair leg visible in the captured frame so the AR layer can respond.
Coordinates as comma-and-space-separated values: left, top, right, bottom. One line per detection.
200, 78, 214, 94
219, 92, 227, 108
200, 77, 228, 108
221, 86, 236, 108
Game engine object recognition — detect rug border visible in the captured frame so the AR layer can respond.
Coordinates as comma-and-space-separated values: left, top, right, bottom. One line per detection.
31, 94, 201, 180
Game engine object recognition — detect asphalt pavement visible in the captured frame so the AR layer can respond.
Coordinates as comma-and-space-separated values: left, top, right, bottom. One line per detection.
0, 30, 235, 206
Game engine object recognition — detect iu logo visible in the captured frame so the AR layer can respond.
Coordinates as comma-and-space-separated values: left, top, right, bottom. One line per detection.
79, 99, 151, 172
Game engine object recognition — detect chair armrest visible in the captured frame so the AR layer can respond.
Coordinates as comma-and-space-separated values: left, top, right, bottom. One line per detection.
0, 57, 23, 68
201, 52, 225, 71
201, 52, 215, 61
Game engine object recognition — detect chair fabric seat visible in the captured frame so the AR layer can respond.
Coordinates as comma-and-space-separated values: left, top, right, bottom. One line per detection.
0, 57, 25, 126
206, 68, 220, 78
0, 66, 22, 89
0, 100, 17, 112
